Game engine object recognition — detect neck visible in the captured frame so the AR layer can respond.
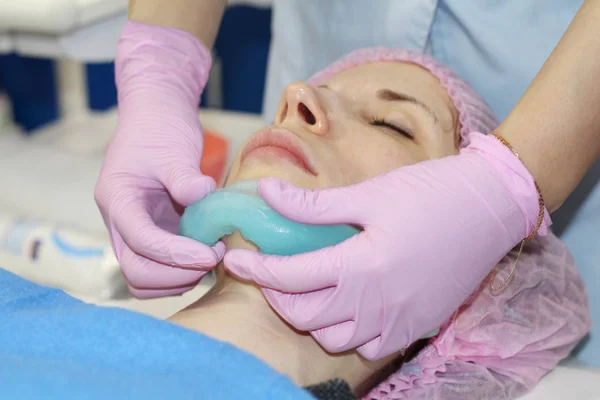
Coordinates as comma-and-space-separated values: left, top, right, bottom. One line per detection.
170, 268, 376, 389
168, 235, 398, 392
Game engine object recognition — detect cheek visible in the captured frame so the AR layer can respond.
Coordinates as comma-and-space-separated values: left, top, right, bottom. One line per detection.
429, 138, 459, 158
366, 147, 418, 177
227, 157, 319, 190
338, 138, 422, 183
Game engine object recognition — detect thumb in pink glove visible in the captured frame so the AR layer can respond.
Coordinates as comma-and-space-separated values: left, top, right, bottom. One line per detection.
95, 22, 224, 298
224, 133, 550, 360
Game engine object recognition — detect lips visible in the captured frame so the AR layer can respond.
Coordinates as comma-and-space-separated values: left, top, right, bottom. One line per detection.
241, 129, 317, 175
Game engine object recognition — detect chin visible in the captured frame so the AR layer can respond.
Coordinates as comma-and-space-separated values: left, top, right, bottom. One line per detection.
223, 232, 258, 252
227, 162, 320, 190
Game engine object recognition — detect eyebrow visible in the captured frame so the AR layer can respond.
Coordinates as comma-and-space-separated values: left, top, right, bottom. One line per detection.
376, 89, 438, 123
318, 85, 438, 123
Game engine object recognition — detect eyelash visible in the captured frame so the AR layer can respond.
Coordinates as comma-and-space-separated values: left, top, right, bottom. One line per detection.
370, 118, 414, 140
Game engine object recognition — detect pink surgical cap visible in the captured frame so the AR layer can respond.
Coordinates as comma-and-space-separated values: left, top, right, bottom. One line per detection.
366, 233, 590, 399
308, 47, 499, 147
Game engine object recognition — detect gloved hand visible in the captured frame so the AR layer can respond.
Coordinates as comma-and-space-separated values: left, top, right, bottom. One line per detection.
224, 133, 551, 360
95, 22, 224, 298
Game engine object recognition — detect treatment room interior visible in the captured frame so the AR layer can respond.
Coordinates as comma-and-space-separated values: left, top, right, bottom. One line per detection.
0, 1, 599, 398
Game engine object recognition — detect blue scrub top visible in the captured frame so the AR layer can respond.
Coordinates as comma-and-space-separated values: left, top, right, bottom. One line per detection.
263, 0, 583, 123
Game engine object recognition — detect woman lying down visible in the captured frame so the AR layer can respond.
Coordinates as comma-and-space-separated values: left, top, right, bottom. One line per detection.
0, 48, 590, 400
169, 48, 591, 399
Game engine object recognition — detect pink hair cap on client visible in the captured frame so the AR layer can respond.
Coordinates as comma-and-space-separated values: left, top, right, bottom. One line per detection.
308, 48, 590, 400
307, 47, 499, 147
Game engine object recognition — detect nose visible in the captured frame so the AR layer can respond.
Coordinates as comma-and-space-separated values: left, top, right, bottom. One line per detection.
274, 82, 329, 135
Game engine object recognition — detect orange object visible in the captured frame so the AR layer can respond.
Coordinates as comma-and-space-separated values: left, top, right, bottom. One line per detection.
201, 129, 230, 186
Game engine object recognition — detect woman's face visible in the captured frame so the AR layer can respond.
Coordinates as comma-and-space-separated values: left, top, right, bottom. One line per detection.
226, 61, 459, 189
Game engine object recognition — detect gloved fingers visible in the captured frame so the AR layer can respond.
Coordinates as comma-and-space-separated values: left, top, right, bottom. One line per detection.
265, 278, 391, 353
304, 294, 383, 352
114, 200, 222, 268
263, 284, 362, 350
210, 240, 227, 262
262, 287, 351, 331
257, 177, 367, 225
223, 245, 347, 293
357, 318, 427, 360
357, 337, 386, 361
311, 321, 367, 353
127, 284, 196, 299
264, 289, 378, 354
119, 246, 209, 293
163, 165, 216, 207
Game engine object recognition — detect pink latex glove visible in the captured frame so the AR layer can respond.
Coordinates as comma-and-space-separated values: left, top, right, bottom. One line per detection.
224, 133, 551, 360
95, 21, 224, 298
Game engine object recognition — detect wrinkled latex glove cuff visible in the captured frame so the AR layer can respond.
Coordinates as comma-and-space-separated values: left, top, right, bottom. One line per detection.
116, 21, 212, 113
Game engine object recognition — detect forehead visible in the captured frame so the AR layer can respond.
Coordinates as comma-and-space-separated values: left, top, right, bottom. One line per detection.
322, 61, 456, 132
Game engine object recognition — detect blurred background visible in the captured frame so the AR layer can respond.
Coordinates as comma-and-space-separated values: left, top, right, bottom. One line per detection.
0, 0, 273, 303
0, 0, 272, 133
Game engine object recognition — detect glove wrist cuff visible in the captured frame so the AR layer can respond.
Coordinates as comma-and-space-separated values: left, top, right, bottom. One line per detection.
468, 132, 550, 294
489, 132, 546, 242
466, 132, 551, 239
115, 21, 213, 107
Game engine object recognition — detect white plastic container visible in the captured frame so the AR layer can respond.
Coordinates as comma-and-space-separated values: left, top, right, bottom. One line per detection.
0, 214, 127, 299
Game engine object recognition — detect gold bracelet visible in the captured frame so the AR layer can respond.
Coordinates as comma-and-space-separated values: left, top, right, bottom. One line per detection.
488, 132, 546, 294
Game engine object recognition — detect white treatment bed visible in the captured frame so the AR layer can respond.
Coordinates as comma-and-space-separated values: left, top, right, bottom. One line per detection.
0, 108, 598, 399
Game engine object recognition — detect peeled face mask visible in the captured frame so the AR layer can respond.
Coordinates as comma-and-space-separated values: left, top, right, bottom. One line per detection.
180, 179, 440, 340
179, 180, 360, 256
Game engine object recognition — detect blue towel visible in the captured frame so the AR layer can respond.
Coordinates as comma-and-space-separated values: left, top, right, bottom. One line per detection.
0, 267, 313, 399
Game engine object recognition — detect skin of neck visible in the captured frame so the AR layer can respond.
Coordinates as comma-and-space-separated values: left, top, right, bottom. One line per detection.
168, 232, 401, 393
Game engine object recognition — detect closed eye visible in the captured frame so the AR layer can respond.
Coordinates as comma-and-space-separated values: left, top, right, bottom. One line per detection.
370, 118, 414, 140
